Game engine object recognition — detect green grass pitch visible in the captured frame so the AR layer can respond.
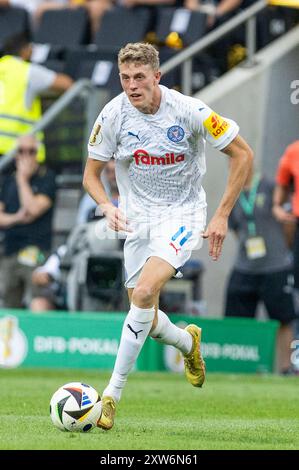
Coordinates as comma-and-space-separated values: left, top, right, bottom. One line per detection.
0, 368, 298, 450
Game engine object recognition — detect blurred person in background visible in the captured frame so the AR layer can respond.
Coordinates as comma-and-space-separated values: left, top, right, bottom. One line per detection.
33, 0, 114, 36
0, 0, 64, 12
0, 32, 73, 162
184, 0, 253, 73
274, 140, 299, 349
224, 168, 297, 375
0, 134, 56, 308
30, 159, 120, 312
185, 0, 243, 29
76, 159, 118, 224
30, 245, 67, 312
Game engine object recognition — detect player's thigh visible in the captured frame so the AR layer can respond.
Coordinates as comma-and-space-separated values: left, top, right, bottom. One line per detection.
224, 270, 258, 318
123, 228, 150, 289
148, 210, 206, 276
262, 270, 297, 324
134, 256, 175, 298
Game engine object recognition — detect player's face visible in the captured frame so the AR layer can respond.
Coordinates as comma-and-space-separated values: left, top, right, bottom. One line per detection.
119, 62, 161, 114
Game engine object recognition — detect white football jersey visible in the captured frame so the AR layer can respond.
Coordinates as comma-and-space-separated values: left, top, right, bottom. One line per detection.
88, 85, 239, 220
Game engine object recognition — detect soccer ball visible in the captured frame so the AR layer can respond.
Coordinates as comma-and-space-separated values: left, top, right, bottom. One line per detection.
50, 382, 102, 432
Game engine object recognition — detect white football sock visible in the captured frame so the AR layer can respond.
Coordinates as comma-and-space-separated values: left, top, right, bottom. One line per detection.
102, 303, 155, 402
150, 309, 192, 355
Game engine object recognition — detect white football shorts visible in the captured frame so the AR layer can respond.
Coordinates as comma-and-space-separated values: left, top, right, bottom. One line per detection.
124, 207, 207, 288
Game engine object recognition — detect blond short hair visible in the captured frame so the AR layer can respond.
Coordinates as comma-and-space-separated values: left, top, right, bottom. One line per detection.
118, 42, 160, 71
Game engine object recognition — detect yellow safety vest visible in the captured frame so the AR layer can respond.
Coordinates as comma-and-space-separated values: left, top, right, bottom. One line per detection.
0, 55, 45, 162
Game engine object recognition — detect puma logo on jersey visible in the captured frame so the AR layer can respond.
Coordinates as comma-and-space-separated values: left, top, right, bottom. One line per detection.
169, 242, 181, 255
128, 131, 140, 141
127, 324, 143, 339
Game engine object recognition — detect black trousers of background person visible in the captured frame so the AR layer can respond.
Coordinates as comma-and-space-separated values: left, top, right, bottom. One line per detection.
293, 220, 299, 290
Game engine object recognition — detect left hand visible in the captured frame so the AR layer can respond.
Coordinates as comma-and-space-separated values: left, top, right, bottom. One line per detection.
202, 214, 228, 261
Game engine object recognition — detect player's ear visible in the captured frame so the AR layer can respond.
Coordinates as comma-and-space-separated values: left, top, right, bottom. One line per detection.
155, 71, 161, 83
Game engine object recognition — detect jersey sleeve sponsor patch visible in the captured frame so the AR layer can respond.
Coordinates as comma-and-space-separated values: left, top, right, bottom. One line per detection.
203, 112, 230, 140
89, 123, 103, 146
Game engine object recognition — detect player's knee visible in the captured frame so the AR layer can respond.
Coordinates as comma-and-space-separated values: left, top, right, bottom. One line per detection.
132, 284, 157, 307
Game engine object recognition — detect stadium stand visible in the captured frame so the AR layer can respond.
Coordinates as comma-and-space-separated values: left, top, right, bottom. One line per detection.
33, 7, 90, 47
0, 6, 30, 49
93, 7, 153, 51
154, 7, 207, 47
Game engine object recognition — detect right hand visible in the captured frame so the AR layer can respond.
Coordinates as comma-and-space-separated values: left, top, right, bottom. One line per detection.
272, 205, 296, 224
16, 155, 38, 181
202, 213, 228, 261
101, 203, 132, 232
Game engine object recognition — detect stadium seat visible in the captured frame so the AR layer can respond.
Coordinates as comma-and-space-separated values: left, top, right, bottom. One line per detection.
257, 6, 299, 49
0, 7, 30, 49
33, 7, 90, 47
154, 7, 207, 48
65, 47, 121, 96
93, 7, 152, 50
65, 47, 117, 78
78, 60, 121, 95
159, 47, 181, 90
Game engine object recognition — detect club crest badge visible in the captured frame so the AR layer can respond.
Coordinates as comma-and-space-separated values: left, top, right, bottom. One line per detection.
167, 125, 185, 143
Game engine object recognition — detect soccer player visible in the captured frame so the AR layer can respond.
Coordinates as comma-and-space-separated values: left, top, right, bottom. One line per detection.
83, 42, 253, 430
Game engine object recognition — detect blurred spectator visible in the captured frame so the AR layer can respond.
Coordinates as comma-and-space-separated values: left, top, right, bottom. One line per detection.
30, 244, 67, 311
273, 141, 299, 289
0, 31, 73, 162
0, 1, 68, 32
121, 0, 176, 6
274, 140, 299, 345
30, 216, 124, 312
0, 0, 62, 14
76, 159, 118, 224
30, 159, 121, 312
185, 1, 263, 75
185, 0, 242, 29
224, 169, 297, 374
33, 1, 113, 37
0, 134, 56, 308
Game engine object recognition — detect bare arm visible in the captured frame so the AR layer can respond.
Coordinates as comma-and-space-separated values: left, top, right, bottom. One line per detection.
272, 184, 296, 224
203, 134, 254, 260
0, 202, 32, 228
216, 0, 242, 16
16, 158, 53, 219
83, 158, 131, 232
50, 74, 74, 93
17, 177, 52, 219
184, 0, 241, 14
123, 0, 175, 6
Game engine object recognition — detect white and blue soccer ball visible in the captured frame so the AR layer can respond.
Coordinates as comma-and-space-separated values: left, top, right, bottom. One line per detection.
50, 382, 102, 432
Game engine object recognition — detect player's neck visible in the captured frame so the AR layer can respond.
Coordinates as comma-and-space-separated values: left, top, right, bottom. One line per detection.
140, 87, 162, 115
